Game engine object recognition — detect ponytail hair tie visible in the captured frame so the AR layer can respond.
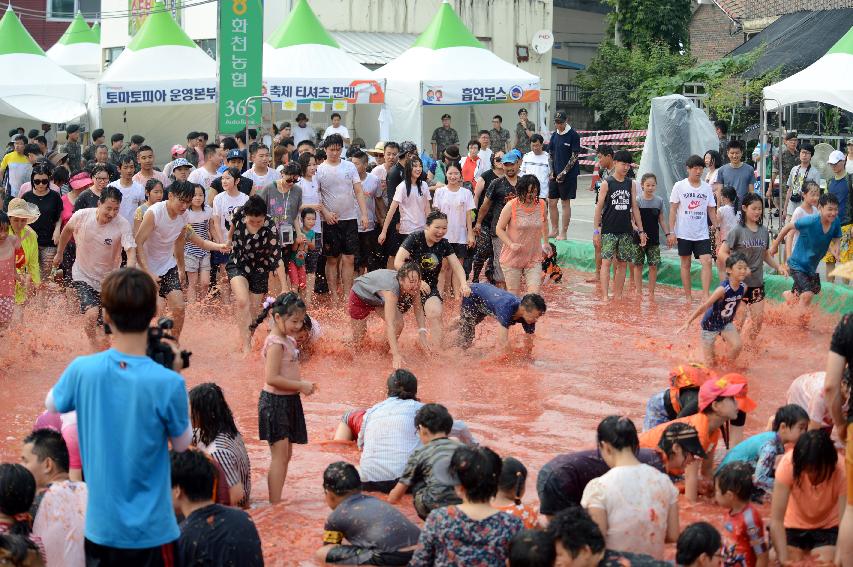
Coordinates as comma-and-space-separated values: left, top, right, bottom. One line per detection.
13, 512, 31, 524
262, 296, 276, 310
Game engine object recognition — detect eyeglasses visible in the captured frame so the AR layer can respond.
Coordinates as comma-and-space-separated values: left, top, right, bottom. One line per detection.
94, 176, 110, 182
32, 178, 49, 185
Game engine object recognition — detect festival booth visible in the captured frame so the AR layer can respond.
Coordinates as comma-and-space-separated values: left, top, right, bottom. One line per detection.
91, 22, 100, 42
0, 7, 88, 134
96, 2, 216, 160
46, 12, 100, 80
373, 0, 541, 151
263, 0, 385, 145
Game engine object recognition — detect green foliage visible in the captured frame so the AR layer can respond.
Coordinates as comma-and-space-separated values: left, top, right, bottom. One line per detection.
603, 0, 692, 52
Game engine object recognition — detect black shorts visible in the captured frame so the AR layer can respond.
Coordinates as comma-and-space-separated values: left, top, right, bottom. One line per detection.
226, 261, 270, 295
360, 480, 398, 494
324, 219, 359, 257
549, 176, 577, 200
743, 285, 765, 304
210, 251, 230, 266
451, 242, 468, 260
785, 527, 838, 550
791, 269, 821, 295
157, 266, 182, 298
421, 285, 442, 306
258, 390, 308, 445
383, 228, 405, 259
60, 242, 76, 287
73, 280, 101, 313
325, 545, 413, 566
85, 538, 177, 567
357, 229, 384, 271
677, 238, 712, 259
305, 233, 323, 274
536, 461, 576, 516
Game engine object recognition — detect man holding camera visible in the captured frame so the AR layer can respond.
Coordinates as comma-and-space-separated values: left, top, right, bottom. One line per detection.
46, 268, 191, 566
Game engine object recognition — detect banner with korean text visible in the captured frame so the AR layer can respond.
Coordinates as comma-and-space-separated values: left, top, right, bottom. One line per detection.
263, 79, 386, 105
100, 82, 217, 106
421, 81, 540, 105
218, 0, 263, 132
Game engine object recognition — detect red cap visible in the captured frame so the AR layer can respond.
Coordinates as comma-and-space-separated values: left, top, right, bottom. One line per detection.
698, 376, 745, 412
171, 144, 187, 156
720, 373, 757, 413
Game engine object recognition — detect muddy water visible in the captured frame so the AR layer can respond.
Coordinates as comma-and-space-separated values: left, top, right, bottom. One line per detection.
0, 271, 839, 566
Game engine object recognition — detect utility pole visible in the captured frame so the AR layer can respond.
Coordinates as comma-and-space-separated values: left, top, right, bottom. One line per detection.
613, 0, 622, 47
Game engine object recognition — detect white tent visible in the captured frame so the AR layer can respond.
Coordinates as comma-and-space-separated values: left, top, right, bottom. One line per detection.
263, 0, 386, 145
0, 6, 87, 129
47, 12, 100, 80
96, 1, 216, 160
763, 26, 853, 113
373, 0, 540, 150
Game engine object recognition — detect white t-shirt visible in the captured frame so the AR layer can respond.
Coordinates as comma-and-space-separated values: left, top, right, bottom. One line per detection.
433, 185, 475, 244
790, 204, 818, 252
520, 151, 551, 198
581, 464, 678, 559
359, 173, 381, 233
393, 180, 431, 235
669, 178, 716, 241
847, 159, 853, 176
212, 190, 249, 240
32, 479, 87, 567
299, 176, 322, 234
317, 160, 361, 221
323, 124, 350, 141
717, 204, 740, 243
143, 201, 190, 276
67, 208, 136, 291
787, 372, 833, 428
108, 179, 146, 225
292, 125, 315, 146
478, 148, 493, 169
187, 167, 219, 190
242, 167, 280, 189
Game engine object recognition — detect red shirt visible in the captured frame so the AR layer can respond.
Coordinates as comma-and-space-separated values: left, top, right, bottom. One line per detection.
722, 503, 767, 567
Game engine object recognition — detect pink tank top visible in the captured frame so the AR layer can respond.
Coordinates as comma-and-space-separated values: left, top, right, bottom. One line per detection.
499, 199, 545, 269
0, 236, 18, 297
261, 333, 300, 395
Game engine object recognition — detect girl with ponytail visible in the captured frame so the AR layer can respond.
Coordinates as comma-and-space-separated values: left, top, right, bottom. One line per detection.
255, 292, 315, 504
0, 464, 44, 562
491, 456, 539, 528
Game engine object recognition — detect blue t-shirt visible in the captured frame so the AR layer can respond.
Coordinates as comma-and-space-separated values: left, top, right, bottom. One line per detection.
828, 177, 850, 224
717, 431, 776, 471
52, 349, 189, 549
716, 163, 755, 202
789, 214, 842, 274
463, 283, 535, 333
701, 279, 745, 332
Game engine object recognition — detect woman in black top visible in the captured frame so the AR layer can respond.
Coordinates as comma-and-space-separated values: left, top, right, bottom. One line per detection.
21, 163, 63, 275
471, 151, 504, 283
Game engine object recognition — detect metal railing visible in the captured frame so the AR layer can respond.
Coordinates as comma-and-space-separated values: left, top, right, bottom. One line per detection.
555, 83, 583, 104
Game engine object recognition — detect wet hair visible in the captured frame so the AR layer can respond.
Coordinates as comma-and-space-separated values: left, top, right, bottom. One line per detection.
168, 180, 195, 201
110, 133, 125, 143
119, 154, 136, 167
640, 173, 657, 185
658, 422, 701, 457
297, 152, 315, 176
725, 250, 748, 270
516, 174, 540, 204
383, 141, 400, 151
530, 134, 544, 144
323, 461, 361, 496
22, 429, 69, 473
519, 293, 546, 314
704, 150, 722, 169
772, 404, 809, 431
386, 369, 418, 400
0, 533, 41, 565
99, 186, 123, 205
349, 149, 368, 165
739, 193, 763, 226
727, 139, 745, 152
404, 156, 425, 197
819, 192, 840, 207
0, 211, 8, 229
498, 457, 528, 505
415, 403, 453, 435
426, 209, 448, 226
144, 178, 164, 199
720, 186, 739, 216
249, 291, 305, 333
396, 261, 422, 282
301, 313, 313, 334
508, 529, 556, 567
714, 120, 728, 135
449, 446, 502, 503
300, 207, 316, 223
613, 150, 632, 164
547, 506, 605, 557
241, 194, 267, 218
254, 144, 270, 155
676, 522, 722, 565
170, 450, 216, 502
204, 143, 219, 158
596, 415, 639, 452
686, 154, 705, 168
90, 164, 110, 179
793, 429, 837, 486
803, 180, 820, 195
52, 166, 69, 186
801, 143, 815, 157
315, 149, 327, 161
188, 383, 240, 446
0, 464, 36, 535
12, 135, 25, 144
221, 166, 242, 185
281, 162, 301, 178
101, 268, 157, 333
137, 145, 153, 155
715, 461, 754, 501
325, 133, 344, 149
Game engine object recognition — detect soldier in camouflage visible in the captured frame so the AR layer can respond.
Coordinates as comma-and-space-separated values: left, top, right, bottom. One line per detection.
430, 114, 459, 160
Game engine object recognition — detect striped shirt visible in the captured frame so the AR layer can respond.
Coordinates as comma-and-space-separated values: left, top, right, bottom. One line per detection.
184, 208, 212, 258
198, 432, 251, 508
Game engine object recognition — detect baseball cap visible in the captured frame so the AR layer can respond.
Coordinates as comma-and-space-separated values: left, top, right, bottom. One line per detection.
847, 138, 853, 146
441, 113, 451, 120
171, 157, 192, 169
66, 124, 80, 134
698, 376, 745, 412
554, 111, 567, 123
660, 422, 706, 459
501, 149, 523, 164
171, 144, 187, 156
828, 150, 846, 165
400, 141, 417, 155
226, 149, 245, 161
784, 130, 798, 141
720, 373, 757, 413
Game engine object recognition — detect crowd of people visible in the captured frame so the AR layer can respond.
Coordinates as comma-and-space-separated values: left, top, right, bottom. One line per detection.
0, 113, 852, 567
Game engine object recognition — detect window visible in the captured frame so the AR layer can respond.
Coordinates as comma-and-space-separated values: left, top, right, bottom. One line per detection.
103, 47, 124, 69
195, 39, 216, 59
47, 0, 99, 20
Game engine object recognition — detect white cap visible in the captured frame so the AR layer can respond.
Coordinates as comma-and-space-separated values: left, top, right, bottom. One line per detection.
828, 150, 846, 165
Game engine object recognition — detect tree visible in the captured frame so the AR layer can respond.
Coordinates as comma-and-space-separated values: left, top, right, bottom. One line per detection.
604, 0, 692, 52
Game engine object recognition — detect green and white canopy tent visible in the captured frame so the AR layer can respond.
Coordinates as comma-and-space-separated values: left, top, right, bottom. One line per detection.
46, 12, 100, 79
91, 22, 100, 43
0, 6, 87, 128
373, 0, 540, 149
96, 1, 216, 159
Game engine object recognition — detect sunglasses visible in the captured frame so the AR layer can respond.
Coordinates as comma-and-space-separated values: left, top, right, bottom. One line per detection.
32, 178, 49, 185
284, 176, 298, 183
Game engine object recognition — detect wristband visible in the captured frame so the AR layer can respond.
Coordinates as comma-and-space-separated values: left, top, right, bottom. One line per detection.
418, 328, 428, 334
593, 229, 600, 236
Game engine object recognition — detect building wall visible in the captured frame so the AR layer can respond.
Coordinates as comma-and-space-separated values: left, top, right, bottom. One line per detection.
550, 6, 605, 88
689, 4, 744, 62
14, 0, 70, 49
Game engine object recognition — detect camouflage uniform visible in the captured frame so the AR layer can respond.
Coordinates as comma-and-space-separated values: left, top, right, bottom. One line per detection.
489, 127, 511, 152
61, 141, 83, 170
777, 148, 799, 195
515, 121, 533, 154
430, 126, 459, 159
108, 147, 124, 166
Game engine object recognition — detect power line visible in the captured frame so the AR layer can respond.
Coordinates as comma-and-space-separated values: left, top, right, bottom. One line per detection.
11, 0, 217, 21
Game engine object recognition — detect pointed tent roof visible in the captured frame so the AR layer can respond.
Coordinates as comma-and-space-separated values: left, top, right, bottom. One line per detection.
764, 25, 853, 113
126, 1, 196, 51
57, 12, 98, 45
91, 21, 100, 42
266, 0, 338, 49
0, 7, 87, 121
412, 0, 483, 50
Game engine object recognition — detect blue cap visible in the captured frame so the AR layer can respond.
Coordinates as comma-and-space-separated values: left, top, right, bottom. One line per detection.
226, 149, 245, 161
501, 149, 523, 164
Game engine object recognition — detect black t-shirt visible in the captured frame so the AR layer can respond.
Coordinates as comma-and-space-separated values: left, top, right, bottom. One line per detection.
477, 170, 499, 227
177, 504, 263, 567
22, 190, 63, 247
386, 163, 405, 230
600, 176, 634, 235
401, 231, 454, 288
86, 160, 119, 182
485, 176, 518, 234
829, 313, 853, 423
210, 176, 253, 196
73, 189, 100, 213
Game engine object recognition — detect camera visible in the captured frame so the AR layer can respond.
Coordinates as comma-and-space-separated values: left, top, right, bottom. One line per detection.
147, 318, 191, 370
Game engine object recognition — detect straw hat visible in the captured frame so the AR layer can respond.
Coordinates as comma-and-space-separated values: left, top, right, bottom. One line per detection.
829, 262, 853, 280
6, 198, 40, 224
366, 141, 385, 156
